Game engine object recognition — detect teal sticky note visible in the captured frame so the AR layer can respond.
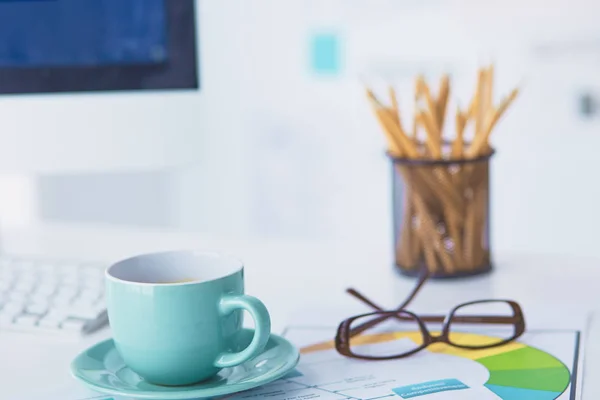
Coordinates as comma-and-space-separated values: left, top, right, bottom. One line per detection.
310, 32, 341, 74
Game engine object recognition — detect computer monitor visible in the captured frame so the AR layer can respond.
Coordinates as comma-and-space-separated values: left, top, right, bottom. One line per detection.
0, 0, 201, 173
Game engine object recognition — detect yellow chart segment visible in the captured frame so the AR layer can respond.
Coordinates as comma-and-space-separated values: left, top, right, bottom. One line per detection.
301, 331, 526, 360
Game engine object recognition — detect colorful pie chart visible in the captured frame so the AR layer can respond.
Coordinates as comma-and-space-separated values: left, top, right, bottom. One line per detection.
300, 331, 572, 400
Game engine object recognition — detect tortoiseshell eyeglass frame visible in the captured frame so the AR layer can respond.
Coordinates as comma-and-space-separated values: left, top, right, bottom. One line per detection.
334, 271, 526, 360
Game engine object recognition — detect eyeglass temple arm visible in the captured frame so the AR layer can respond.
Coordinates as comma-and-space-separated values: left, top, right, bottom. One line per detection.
347, 271, 428, 313
346, 289, 388, 311
346, 272, 430, 336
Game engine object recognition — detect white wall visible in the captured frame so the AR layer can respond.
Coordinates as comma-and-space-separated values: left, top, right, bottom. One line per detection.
200, 0, 600, 257
2, 0, 600, 258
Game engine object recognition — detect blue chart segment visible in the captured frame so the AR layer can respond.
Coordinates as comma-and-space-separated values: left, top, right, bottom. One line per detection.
485, 384, 561, 399
393, 379, 469, 398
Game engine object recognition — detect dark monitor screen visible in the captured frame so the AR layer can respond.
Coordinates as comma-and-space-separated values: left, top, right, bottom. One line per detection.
0, 0, 167, 67
0, 0, 198, 94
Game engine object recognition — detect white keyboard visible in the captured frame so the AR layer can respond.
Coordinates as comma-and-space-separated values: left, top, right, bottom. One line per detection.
0, 256, 108, 335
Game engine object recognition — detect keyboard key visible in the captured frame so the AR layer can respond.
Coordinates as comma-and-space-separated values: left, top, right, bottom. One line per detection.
56, 264, 78, 275
36, 270, 57, 281
81, 278, 103, 290
0, 303, 24, 324
61, 318, 86, 331
70, 300, 97, 315
37, 263, 55, 273
52, 296, 73, 306
29, 292, 49, 305
0, 277, 15, 290
14, 314, 39, 327
12, 261, 34, 271
55, 287, 77, 300
81, 265, 104, 274
26, 302, 48, 316
19, 268, 36, 278
3, 297, 24, 308
39, 277, 59, 288
43, 309, 65, 323
13, 281, 35, 294
0, 313, 16, 326
36, 283, 56, 296
71, 292, 91, 304
65, 305, 105, 320
78, 288, 101, 303
62, 273, 80, 285
0, 259, 12, 268
38, 317, 61, 329
6, 293, 26, 304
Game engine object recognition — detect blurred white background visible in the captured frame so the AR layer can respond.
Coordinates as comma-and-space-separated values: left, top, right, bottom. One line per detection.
0, 0, 599, 258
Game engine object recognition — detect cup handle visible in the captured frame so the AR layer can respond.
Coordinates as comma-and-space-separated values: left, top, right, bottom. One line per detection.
214, 294, 271, 368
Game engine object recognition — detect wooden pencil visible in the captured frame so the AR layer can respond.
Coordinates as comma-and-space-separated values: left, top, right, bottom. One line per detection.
437, 74, 450, 133
389, 86, 401, 127
452, 108, 466, 159
412, 191, 454, 273
474, 68, 487, 142
467, 88, 519, 158
416, 76, 439, 135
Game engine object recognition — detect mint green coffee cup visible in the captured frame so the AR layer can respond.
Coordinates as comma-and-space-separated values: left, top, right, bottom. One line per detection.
105, 251, 271, 386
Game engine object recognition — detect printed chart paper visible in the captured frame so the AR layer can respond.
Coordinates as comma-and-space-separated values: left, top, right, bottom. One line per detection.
228, 327, 582, 400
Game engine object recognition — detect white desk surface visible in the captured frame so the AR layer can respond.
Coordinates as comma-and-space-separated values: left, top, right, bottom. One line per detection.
1, 222, 599, 399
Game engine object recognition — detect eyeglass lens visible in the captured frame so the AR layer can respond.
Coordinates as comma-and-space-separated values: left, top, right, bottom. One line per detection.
446, 301, 521, 347
346, 311, 425, 358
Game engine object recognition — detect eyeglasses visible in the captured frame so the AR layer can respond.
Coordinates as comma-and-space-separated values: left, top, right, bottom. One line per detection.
334, 271, 525, 360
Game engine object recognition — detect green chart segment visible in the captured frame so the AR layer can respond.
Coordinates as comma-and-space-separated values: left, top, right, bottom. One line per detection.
477, 345, 571, 399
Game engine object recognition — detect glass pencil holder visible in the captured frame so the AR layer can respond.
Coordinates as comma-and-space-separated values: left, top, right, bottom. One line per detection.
390, 150, 494, 279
